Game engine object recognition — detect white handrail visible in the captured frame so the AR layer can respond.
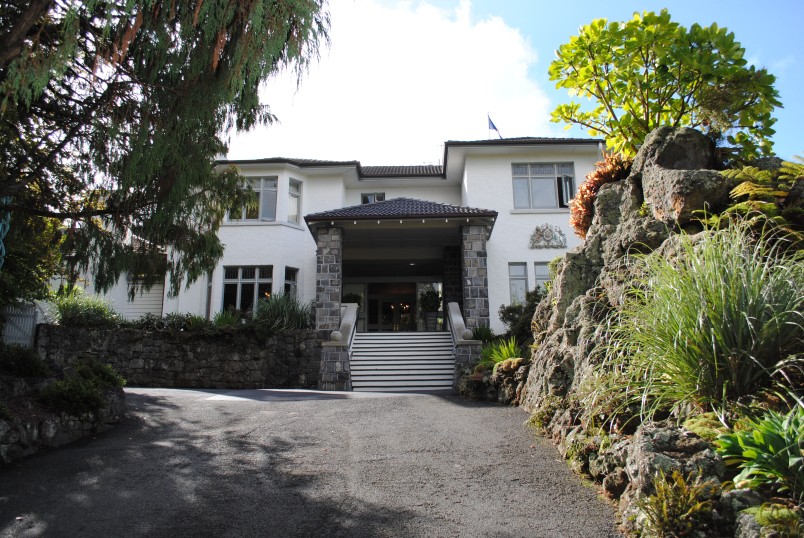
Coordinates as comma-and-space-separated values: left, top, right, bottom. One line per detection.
446, 302, 480, 345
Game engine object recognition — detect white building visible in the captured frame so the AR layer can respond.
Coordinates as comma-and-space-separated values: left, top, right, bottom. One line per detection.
118, 136, 600, 334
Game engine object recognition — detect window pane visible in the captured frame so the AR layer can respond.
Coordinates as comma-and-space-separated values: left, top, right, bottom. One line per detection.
512, 164, 528, 176
557, 163, 575, 176
375, 193, 385, 202
289, 180, 301, 194
530, 177, 557, 208
533, 262, 549, 279
244, 202, 258, 220
509, 279, 527, 304
263, 178, 277, 189
224, 267, 238, 280
513, 178, 531, 209
561, 175, 575, 206
223, 284, 238, 310
509, 263, 526, 277
257, 282, 272, 301
529, 163, 555, 175
258, 266, 272, 279
261, 188, 277, 221
285, 267, 297, 282
240, 283, 255, 312
241, 267, 256, 280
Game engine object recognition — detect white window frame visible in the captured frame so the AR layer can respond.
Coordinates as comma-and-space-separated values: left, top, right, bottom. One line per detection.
222, 265, 273, 313
534, 262, 550, 290
288, 179, 302, 224
284, 267, 298, 297
228, 177, 278, 222
512, 163, 575, 209
508, 263, 528, 304
361, 192, 385, 204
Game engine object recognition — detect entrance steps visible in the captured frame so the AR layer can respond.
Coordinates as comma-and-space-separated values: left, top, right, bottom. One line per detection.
350, 332, 454, 392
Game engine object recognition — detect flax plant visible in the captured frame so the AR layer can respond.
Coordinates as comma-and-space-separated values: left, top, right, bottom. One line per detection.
600, 220, 803, 424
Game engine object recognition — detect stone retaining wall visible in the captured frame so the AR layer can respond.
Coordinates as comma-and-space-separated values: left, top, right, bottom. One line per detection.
0, 375, 125, 466
36, 325, 322, 389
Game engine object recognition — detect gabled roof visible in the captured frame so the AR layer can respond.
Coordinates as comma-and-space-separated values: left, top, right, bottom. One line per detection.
218, 136, 603, 181
305, 197, 497, 222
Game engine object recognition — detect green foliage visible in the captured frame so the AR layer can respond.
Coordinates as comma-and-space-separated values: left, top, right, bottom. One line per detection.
599, 219, 803, 424
550, 9, 780, 159
55, 292, 121, 328
0, 1, 329, 296
714, 157, 804, 236
0, 343, 51, 378
716, 404, 804, 506
212, 309, 242, 327
40, 359, 125, 416
474, 337, 522, 373
682, 413, 729, 443
0, 215, 63, 307
527, 395, 565, 433
342, 292, 362, 305
545, 256, 563, 295
638, 469, 721, 537
569, 153, 633, 239
472, 325, 496, 343
252, 294, 315, 336
743, 504, 803, 536
498, 288, 545, 348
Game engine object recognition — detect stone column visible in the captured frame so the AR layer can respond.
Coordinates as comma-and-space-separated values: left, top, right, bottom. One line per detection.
315, 227, 343, 331
461, 224, 490, 329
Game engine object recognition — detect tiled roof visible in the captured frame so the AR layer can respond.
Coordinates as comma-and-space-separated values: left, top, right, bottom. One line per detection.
360, 165, 443, 177
445, 136, 602, 146
218, 157, 359, 167
305, 197, 497, 222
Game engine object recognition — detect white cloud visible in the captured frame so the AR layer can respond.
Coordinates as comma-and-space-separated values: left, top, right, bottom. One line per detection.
226, 0, 553, 165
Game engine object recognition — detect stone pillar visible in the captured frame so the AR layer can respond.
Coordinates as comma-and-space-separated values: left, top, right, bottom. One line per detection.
315, 227, 343, 331
461, 225, 490, 329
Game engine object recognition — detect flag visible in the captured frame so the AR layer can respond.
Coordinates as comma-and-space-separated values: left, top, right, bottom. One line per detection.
488, 115, 498, 132
487, 115, 502, 139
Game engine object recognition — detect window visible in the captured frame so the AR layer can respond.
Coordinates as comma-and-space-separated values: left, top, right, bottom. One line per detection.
288, 179, 302, 224
222, 266, 272, 313
512, 163, 575, 209
508, 263, 527, 304
361, 192, 385, 204
284, 267, 298, 297
534, 262, 550, 290
228, 177, 278, 221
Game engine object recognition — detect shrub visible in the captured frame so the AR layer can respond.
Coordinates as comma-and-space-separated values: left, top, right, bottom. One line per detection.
252, 294, 314, 336
600, 219, 804, 423
473, 337, 522, 373
716, 403, 804, 506
569, 152, 633, 239
498, 288, 545, 348
212, 309, 242, 327
639, 469, 721, 537
40, 358, 125, 416
471, 325, 495, 343
0, 343, 51, 377
55, 292, 120, 327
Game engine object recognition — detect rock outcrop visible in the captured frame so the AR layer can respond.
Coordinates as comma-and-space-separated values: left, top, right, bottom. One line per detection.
520, 127, 741, 532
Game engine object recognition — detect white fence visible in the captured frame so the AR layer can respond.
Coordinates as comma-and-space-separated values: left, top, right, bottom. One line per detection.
2, 304, 38, 348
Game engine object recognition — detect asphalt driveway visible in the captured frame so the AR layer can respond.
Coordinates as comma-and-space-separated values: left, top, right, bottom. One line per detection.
0, 388, 621, 537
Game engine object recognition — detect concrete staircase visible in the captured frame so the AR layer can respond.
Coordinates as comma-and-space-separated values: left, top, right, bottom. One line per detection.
350, 332, 455, 392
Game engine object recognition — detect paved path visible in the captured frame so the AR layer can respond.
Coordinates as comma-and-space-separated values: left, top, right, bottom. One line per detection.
1, 388, 621, 537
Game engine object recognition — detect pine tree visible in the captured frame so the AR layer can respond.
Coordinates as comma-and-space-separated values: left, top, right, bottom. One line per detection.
0, 0, 329, 297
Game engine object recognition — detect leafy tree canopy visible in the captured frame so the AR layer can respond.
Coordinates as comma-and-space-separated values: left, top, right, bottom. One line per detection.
549, 9, 781, 160
0, 0, 329, 297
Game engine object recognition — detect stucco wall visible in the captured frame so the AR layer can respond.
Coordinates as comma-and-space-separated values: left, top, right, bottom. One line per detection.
462, 149, 598, 332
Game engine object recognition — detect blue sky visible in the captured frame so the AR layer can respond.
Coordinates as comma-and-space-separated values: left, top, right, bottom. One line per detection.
229, 0, 802, 164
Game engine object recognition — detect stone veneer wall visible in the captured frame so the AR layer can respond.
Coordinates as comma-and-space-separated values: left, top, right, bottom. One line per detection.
36, 325, 321, 389
442, 245, 463, 311
315, 227, 343, 331
461, 225, 490, 329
